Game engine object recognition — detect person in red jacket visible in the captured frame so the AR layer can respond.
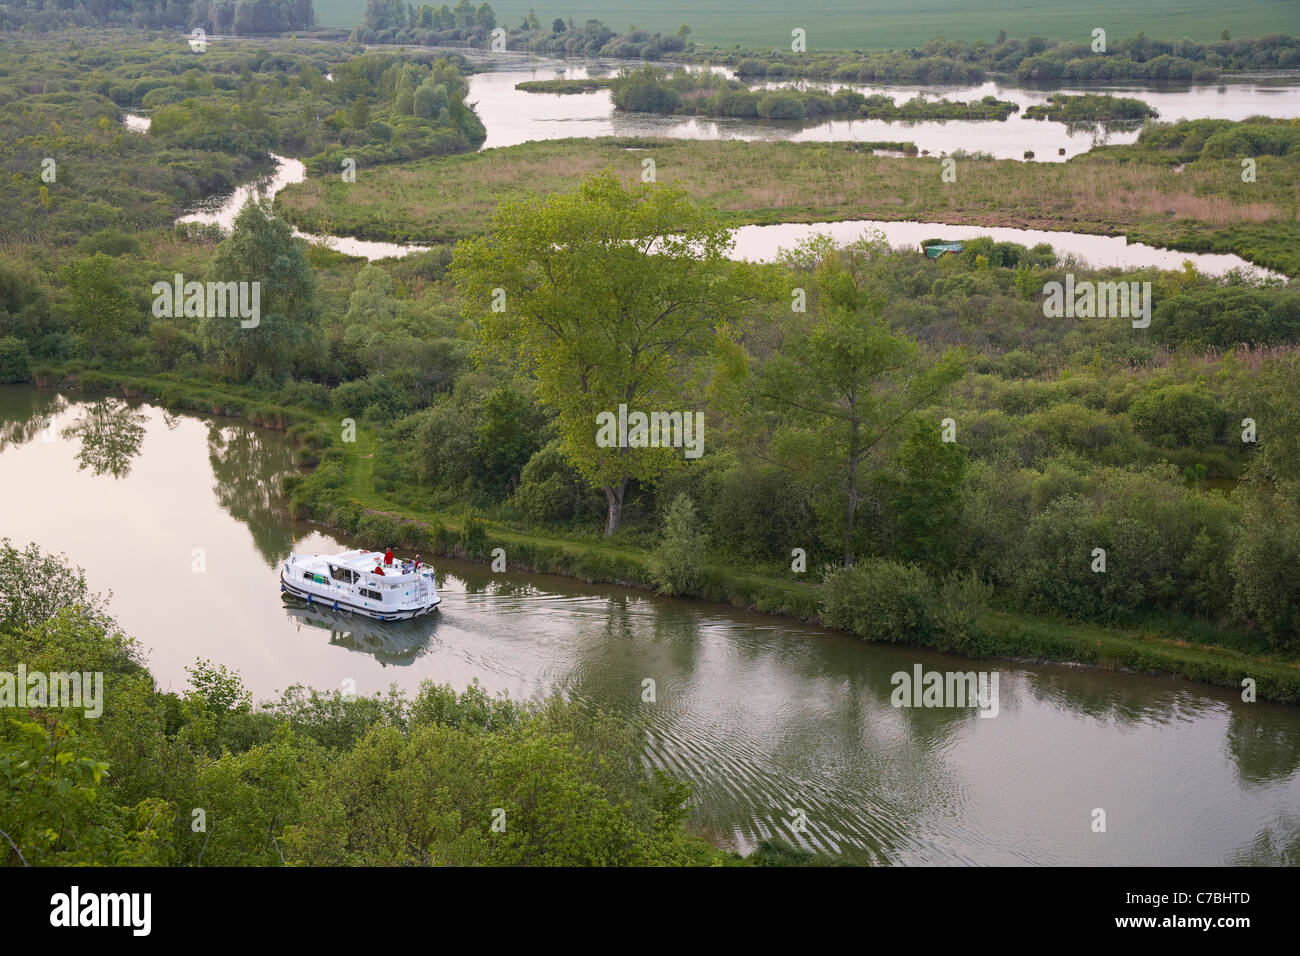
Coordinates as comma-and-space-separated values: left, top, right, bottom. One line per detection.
384, 547, 394, 566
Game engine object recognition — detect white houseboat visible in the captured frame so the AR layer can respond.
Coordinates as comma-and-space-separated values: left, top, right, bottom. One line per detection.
280, 549, 441, 620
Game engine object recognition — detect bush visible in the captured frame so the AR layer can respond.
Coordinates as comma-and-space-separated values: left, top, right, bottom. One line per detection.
459, 515, 490, 560
278, 380, 333, 412
931, 570, 993, 653
358, 513, 400, 550
512, 439, 599, 524
1016, 494, 1110, 620
707, 463, 817, 563
1232, 481, 1300, 651
0, 337, 31, 383
819, 559, 936, 643
749, 838, 844, 866
74, 230, 143, 258
756, 92, 806, 120
333, 376, 405, 421
651, 494, 707, 596
1127, 385, 1225, 448
1151, 287, 1300, 348
609, 66, 682, 112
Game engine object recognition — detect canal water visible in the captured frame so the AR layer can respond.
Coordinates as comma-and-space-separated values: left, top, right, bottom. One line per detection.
2, 386, 1297, 865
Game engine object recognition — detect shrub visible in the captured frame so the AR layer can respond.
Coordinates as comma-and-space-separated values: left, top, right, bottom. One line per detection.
1232, 481, 1300, 651
332, 378, 376, 418
1016, 494, 1109, 620
278, 380, 333, 412
358, 513, 400, 549
460, 515, 490, 560
651, 494, 707, 596
707, 463, 816, 563
931, 570, 993, 653
74, 230, 142, 258
1127, 385, 1225, 448
1151, 287, 1300, 348
819, 559, 936, 643
0, 337, 31, 383
756, 92, 806, 120
512, 439, 599, 524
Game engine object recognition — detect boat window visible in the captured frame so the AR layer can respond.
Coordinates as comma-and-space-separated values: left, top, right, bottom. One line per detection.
360, 588, 383, 601
302, 571, 314, 581
330, 565, 355, 584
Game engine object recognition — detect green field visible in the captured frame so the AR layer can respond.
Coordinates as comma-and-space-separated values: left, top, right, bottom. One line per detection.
274, 135, 1300, 276
312, 0, 1300, 50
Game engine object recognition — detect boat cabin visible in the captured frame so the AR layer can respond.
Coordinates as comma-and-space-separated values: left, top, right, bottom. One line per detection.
282, 549, 439, 620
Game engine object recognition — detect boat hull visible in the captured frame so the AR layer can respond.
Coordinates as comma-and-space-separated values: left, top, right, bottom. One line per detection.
280, 570, 441, 621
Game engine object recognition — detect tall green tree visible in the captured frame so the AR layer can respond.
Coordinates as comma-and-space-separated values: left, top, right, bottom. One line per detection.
342, 264, 405, 374
1231, 351, 1300, 649
879, 420, 967, 569
63, 253, 134, 359
206, 198, 316, 383
755, 235, 964, 566
452, 170, 750, 534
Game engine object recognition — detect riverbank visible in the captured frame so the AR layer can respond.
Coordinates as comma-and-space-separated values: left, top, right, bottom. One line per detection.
26, 366, 1300, 704
274, 135, 1300, 276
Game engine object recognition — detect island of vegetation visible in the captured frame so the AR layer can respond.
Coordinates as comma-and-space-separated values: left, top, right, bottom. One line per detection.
1023, 94, 1158, 124
608, 65, 1020, 121
515, 77, 614, 94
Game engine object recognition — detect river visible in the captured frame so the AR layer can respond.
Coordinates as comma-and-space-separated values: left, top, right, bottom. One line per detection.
2, 385, 1297, 865
461, 51, 1300, 159
129, 58, 1293, 277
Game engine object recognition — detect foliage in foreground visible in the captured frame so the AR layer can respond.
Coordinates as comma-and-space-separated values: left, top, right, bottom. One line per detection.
0, 545, 740, 866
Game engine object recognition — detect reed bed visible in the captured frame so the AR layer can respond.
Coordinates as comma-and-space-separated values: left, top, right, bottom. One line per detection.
275, 138, 1300, 272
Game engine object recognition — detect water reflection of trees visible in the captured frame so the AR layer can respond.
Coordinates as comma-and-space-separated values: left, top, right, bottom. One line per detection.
555, 602, 909, 863
1018, 668, 1221, 727
207, 423, 298, 565
0, 388, 65, 453
282, 600, 439, 667
452, 566, 545, 599
1229, 813, 1300, 866
1227, 708, 1300, 786
952, 659, 1300, 790
60, 398, 147, 478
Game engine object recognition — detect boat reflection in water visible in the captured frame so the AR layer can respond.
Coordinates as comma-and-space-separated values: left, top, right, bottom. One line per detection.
281, 597, 440, 667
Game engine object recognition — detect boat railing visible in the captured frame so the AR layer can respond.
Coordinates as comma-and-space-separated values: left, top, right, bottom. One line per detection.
290, 552, 427, 585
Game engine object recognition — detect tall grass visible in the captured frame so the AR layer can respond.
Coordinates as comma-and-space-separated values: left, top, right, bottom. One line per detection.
276, 137, 1300, 273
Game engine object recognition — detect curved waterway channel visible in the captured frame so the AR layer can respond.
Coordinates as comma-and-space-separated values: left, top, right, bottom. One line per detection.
163, 139, 1276, 276
462, 52, 1300, 160
128, 60, 1293, 277
3, 385, 1298, 865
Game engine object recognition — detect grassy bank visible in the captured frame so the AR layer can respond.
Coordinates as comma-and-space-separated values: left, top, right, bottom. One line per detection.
275, 135, 1300, 276
25, 365, 1300, 704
